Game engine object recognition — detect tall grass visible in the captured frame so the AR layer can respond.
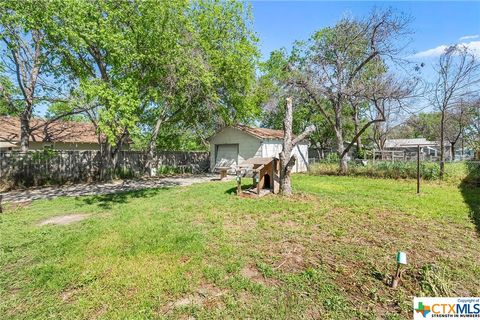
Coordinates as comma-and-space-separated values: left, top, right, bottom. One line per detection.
309, 161, 479, 184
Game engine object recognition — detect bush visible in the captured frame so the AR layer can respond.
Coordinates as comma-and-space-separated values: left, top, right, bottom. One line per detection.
156, 165, 192, 175
115, 167, 135, 179
324, 153, 340, 164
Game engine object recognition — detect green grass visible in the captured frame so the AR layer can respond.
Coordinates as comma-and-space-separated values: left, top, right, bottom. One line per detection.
1, 175, 479, 319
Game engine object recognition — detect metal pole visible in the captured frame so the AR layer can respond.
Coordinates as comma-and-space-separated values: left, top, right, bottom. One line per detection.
236, 176, 241, 196
417, 144, 420, 194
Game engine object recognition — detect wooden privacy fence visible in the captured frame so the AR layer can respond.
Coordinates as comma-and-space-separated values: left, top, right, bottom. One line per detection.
0, 150, 210, 188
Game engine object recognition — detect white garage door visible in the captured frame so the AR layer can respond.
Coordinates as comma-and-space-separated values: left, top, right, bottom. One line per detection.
215, 144, 238, 168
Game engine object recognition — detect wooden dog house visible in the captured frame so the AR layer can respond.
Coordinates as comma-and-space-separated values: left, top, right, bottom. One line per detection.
237, 157, 280, 196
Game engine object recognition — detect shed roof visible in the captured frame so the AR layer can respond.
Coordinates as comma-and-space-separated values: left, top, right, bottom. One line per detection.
235, 125, 285, 140
0, 116, 101, 144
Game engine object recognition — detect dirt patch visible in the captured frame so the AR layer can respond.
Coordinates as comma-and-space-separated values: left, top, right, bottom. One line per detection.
61, 287, 78, 303
37, 213, 90, 226
160, 282, 226, 315
223, 215, 257, 234
275, 242, 306, 272
266, 240, 307, 273
2, 201, 32, 213
240, 265, 279, 286
91, 304, 108, 320
287, 192, 319, 202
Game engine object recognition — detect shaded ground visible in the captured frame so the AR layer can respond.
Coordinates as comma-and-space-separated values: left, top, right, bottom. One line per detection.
1, 174, 232, 203
459, 161, 480, 233
1, 175, 478, 319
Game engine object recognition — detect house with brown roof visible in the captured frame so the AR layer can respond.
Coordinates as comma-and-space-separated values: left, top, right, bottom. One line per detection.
209, 125, 309, 173
0, 116, 104, 151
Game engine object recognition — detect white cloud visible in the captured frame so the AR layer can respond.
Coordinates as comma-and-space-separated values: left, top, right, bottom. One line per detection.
413, 44, 449, 58
412, 41, 480, 58
459, 35, 479, 41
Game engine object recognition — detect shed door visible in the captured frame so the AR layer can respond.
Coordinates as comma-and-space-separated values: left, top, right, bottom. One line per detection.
215, 144, 238, 168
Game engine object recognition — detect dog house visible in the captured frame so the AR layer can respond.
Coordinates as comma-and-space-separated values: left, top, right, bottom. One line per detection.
237, 157, 280, 196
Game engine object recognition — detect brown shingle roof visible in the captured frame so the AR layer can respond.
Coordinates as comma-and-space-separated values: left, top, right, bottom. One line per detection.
235, 125, 285, 139
0, 116, 101, 144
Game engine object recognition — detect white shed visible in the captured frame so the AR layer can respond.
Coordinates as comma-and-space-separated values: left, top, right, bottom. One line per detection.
209, 125, 309, 173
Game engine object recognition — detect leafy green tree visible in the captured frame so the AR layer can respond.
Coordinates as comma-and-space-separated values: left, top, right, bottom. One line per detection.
0, 72, 21, 116
43, 0, 259, 176
466, 102, 480, 154
0, 0, 56, 151
139, 0, 259, 172
258, 10, 413, 174
395, 112, 442, 141
45, 101, 87, 122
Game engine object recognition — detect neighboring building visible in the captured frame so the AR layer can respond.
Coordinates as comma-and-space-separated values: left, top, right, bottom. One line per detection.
209, 125, 309, 173
381, 138, 452, 160
0, 116, 103, 151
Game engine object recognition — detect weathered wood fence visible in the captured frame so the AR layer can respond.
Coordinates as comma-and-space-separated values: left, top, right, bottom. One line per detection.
0, 150, 209, 188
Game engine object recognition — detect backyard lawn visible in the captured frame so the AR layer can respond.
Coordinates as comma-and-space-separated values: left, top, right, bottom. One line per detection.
1, 175, 479, 319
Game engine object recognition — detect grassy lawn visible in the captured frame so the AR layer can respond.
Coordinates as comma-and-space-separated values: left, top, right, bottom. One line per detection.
1, 175, 479, 319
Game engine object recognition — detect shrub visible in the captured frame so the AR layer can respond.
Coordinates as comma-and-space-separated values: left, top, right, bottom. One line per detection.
324, 153, 339, 164
115, 167, 136, 179
156, 165, 192, 175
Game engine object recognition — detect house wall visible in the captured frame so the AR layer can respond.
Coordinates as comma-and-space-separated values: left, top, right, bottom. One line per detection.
209, 127, 262, 171
0, 141, 133, 151
261, 140, 309, 173
209, 127, 309, 173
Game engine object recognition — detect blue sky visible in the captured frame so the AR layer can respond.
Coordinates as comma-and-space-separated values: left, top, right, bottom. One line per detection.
250, 1, 480, 62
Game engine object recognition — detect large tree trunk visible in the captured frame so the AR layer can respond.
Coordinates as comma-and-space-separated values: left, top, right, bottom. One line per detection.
279, 152, 295, 195
451, 143, 456, 161
336, 132, 348, 174
279, 97, 295, 196
20, 108, 32, 153
279, 97, 315, 195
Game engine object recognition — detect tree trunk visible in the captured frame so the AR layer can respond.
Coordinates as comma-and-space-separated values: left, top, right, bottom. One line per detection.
20, 108, 31, 153
146, 116, 163, 177
461, 135, 464, 159
279, 151, 295, 195
279, 97, 315, 195
353, 107, 362, 157
439, 110, 445, 179
335, 129, 348, 174
280, 97, 294, 196
280, 165, 293, 194
99, 143, 110, 181
334, 103, 348, 174
451, 143, 456, 161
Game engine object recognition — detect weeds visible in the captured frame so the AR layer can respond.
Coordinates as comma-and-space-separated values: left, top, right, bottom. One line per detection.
309, 161, 479, 183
